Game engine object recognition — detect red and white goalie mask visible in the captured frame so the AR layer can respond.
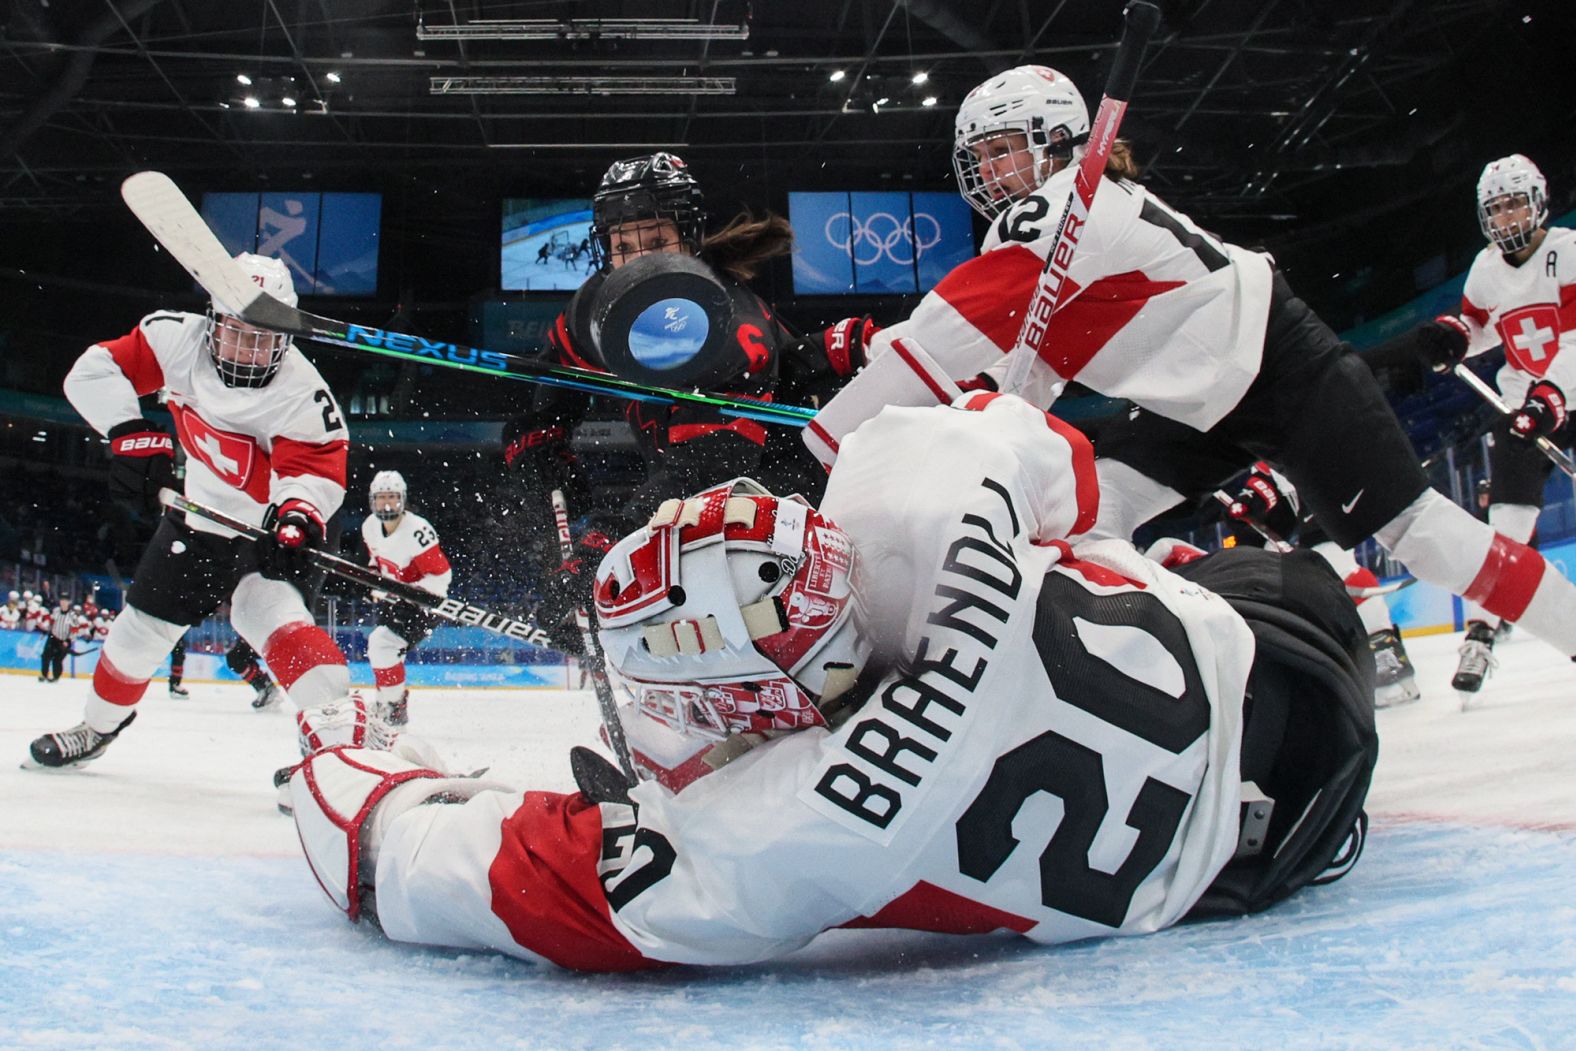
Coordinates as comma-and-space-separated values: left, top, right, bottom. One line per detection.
206, 252, 298, 388
594, 479, 868, 790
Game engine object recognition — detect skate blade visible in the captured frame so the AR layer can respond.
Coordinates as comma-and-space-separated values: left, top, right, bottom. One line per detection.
1458, 689, 1482, 712
19, 755, 99, 772
1374, 682, 1422, 709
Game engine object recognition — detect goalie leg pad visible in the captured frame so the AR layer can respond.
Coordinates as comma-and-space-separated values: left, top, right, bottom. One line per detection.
291, 746, 447, 922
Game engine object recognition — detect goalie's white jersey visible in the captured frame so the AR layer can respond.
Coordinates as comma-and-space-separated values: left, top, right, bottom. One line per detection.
366, 396, 1255, 970
1458, 227, 1576, 404
361, 511, 451, 597
63, 311, 349, 537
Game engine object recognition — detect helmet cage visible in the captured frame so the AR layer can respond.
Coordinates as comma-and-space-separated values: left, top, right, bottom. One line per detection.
369, 470, 408, 521
594, 479, 866, 787
1477, 188, 1547, 254
588, 153, 706, 271
954, 118, 1086, 219
205, 310, 290, 388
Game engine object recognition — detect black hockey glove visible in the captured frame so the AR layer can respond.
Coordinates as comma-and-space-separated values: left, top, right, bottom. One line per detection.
1509, 381, 1567, 443
1418, 315, 1471, 371
502, 418, 587, 503
107, 418, 177, 515
258, 499, 326, 591
1227, 472, 1298, 540
535, 515, 623, 657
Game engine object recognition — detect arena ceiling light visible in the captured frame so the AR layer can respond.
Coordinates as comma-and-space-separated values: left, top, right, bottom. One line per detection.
430, 76, 736, 96
417, 18, 749, 41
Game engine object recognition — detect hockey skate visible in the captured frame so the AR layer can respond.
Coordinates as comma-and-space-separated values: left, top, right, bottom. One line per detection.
378, 689, 410, 728
168, 682, 191, 699
1452, 621, 1498, 707
1369, 628, 1421, 709
250, 682, 286, 711
25, 712, 137, 770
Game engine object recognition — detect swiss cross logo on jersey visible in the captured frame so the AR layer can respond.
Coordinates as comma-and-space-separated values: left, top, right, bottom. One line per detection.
171, 404, 260, 490
1498, 304, 1562, 377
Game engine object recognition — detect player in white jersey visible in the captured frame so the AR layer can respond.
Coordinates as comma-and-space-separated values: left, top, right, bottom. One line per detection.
282, 392, 1376, 970
360, 470, 451, 726
26, 253, 354, 768
807, 64, 1576, 676
0, 592, 20, 632
1365, 155, 1574, 696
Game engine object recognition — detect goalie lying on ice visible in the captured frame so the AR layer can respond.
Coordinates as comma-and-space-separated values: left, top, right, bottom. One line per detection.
288, 393, 1377, 971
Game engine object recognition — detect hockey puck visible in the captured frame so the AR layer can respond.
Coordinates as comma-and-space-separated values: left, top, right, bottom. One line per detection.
588, 254, 738, 387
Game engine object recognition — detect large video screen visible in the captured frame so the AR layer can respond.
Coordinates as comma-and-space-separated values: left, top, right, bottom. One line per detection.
200, 191, 380, 296
502, 199, 597, 291
789, 191, 975, 295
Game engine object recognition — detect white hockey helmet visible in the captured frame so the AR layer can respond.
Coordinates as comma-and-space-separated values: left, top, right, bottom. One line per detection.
206, 253, 297, 388
953, 64, 1090, 219
1477, 154, 1548, 254
369, 470, 408, 521
594, 478, 868, 792
6, 590, 17, 603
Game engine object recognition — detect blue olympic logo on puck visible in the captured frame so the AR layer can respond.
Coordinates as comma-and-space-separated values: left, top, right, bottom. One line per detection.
628, 297, 710, 370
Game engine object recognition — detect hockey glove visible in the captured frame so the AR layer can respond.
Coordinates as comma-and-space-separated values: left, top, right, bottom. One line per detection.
1227, 472, 1298, 540
107, 418, 177, 515
780, 316, 881, 405
259, 499, 326, 590
1510, 381, 1567, 442
502, 418, 587, 503
536, 516, 622, 656
1419, 315, 1471, 371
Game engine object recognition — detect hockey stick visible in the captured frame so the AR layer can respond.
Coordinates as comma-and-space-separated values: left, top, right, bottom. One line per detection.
551, 489, 637, 785
1000, 0, 1163, 396
119, 171, 816, 430
158, 489, 556, 649
1453, 363, 1576, 479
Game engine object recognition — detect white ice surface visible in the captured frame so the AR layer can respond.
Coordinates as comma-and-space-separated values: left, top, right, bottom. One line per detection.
1, 630, 1573, 1050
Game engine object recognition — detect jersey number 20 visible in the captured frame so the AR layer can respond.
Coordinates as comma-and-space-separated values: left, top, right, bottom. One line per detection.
955, 572, 1212, 928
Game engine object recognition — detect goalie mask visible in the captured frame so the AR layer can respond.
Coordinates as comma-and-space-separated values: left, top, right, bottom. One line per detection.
206, 253, 298, 388
594, 479, 868, 791
1477, 154, 1548, 255
369, 470, 407, 522
954, 65, 1090, 220
589, 152, 707, 272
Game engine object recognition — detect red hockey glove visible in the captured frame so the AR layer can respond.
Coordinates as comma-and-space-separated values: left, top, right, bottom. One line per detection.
106, 418, 177, 514
1510, 382, 1567, 442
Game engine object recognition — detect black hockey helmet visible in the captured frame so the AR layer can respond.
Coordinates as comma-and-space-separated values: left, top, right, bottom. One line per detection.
589, 152, 706, 272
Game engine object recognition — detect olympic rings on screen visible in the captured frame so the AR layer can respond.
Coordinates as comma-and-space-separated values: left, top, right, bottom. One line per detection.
823, 210, 944, 265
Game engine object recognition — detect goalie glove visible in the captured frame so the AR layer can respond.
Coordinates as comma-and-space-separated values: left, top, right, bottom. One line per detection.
1510, 381, 1567, 442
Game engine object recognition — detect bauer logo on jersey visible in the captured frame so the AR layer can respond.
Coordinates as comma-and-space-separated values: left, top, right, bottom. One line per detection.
1497, 304, 1562, 376
170, 403, 259, 490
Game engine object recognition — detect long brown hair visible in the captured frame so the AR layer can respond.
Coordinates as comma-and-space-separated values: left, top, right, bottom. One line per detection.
701, 211, 795, 282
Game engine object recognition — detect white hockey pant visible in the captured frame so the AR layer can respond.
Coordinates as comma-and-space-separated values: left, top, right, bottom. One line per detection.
83, 606, 189, 734
1375, 490, 1576, 654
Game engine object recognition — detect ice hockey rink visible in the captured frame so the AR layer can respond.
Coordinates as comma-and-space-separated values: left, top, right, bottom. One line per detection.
2, 629, 1572, 1050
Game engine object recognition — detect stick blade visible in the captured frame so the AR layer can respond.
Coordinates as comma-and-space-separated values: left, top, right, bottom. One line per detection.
120, 171, 263, 316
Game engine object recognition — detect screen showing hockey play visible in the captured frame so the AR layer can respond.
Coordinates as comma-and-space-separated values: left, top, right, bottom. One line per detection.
200, 191, 381, 296
501, 198, 597, 292
788, 190, 975, 296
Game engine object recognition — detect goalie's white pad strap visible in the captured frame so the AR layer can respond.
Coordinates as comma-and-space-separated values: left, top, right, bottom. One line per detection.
803, 337, 963, 467
291, 746, 445, 922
